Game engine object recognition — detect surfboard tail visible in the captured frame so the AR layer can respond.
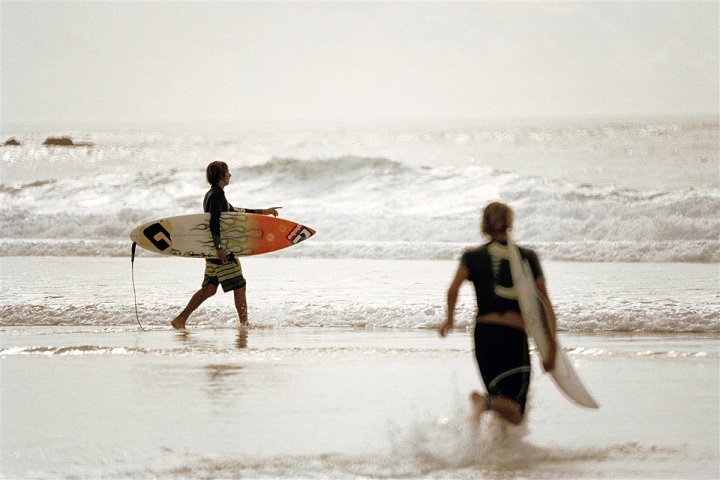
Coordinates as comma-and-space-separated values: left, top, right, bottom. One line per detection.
507, 232, 599, 409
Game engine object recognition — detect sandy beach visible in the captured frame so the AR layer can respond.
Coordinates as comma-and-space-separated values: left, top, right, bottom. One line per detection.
2, 257, 719, 479
2, 324, 718, 479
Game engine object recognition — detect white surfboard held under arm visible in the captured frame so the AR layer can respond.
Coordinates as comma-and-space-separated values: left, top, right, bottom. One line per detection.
130, 212, 315, 258
507, 233, 599, 409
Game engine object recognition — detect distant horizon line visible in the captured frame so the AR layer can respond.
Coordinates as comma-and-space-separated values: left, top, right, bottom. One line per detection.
2, 112, 718, 134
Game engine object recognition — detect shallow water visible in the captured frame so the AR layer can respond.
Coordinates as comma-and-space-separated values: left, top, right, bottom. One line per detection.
1, 327, 718, 479
1, 257, 718, 333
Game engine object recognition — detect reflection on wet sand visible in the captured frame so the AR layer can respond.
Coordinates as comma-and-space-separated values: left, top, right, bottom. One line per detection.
236, 326, 248, 349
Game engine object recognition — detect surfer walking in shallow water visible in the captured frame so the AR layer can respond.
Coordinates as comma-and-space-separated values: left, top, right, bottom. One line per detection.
439, 202, 556, 424
171, 161, 280, 329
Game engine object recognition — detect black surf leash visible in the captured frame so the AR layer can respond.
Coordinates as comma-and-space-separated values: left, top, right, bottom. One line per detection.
131, 242, 146, 332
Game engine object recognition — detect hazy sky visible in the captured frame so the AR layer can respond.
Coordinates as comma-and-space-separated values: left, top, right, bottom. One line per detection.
2, 1, 718, 128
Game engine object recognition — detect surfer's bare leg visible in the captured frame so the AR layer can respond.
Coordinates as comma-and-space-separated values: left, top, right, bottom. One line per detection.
470, 391, 487, 421
491, 396, 524, 425
172, 283, 218, 329
471, 391, 524, 425
233, 285, 248, 325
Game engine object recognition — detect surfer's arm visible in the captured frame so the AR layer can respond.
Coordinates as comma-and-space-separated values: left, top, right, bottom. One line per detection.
440, 265, 469, 337
208, 206, 223, 250
205, 189, 229, 260
234, 207, 282, 217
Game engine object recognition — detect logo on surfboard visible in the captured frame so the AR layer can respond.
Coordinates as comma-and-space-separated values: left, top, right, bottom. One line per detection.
143, 222, 172, 251
287, 224, 313, 244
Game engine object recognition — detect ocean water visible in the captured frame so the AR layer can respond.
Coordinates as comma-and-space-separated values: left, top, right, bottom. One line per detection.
0, 257, 718, 334
1, 119, 719, 479
1, 118, 718, 263
1, 117, 718, 332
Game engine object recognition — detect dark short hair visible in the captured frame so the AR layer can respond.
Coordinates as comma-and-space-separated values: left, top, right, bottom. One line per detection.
206, 161, 229, 185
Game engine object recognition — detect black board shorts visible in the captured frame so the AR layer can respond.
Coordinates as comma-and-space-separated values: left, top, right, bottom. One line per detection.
474, 322, 531, 413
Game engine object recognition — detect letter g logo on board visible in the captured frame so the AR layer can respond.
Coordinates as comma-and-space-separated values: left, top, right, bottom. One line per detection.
143, 222, 172, 251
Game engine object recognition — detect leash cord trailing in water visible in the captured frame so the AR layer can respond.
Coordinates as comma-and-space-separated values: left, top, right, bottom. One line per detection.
131, 242, 146, 332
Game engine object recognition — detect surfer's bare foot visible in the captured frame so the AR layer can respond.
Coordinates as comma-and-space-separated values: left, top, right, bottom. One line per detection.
470, 391, 489, 421
171, 316, 187, 330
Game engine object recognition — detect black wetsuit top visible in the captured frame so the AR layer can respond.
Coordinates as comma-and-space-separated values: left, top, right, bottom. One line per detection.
461, 241, 543, 317
203, 185, 261, 250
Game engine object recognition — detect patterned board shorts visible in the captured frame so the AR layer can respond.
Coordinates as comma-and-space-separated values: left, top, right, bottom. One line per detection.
202, 259, 247, 292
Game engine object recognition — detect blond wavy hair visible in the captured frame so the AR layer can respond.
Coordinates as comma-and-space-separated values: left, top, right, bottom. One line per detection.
481, 202, 514, 238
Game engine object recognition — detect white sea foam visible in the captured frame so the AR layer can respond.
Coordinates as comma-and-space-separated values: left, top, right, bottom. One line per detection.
1, 257, 718, 333
2, 153, 718, 261
1, 122, 718, 331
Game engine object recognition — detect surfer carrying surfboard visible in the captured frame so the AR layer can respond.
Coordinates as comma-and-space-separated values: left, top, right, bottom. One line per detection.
439, 202, 557, 425
171, 161, 280, 329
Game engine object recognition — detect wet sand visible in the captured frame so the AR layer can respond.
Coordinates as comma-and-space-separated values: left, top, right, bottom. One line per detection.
2, 327, 718, 479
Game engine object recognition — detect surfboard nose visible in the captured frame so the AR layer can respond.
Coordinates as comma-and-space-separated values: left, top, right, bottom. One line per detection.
289, 225, 315, 244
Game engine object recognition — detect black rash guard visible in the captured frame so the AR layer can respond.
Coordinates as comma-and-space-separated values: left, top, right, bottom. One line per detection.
461, 241, 543, 317
203, 185, 262, 250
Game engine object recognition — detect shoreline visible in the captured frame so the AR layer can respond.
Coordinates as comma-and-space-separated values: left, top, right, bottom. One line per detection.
2, 327, 718, 479
2, 255, 719, 478
2, 324, 719, 344
2, 257, 719, 333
